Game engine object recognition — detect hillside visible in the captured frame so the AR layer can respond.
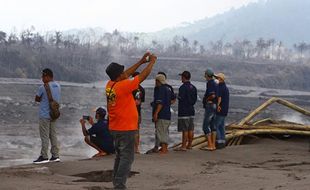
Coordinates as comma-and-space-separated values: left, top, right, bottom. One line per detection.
154, 0, 310, 46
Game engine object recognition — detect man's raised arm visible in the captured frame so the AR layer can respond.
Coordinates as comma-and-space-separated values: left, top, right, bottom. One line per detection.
124, 52, 151, 77
138, 54, 157, 83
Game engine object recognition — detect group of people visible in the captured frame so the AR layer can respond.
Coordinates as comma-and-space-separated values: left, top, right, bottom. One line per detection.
32, 52, 230, 189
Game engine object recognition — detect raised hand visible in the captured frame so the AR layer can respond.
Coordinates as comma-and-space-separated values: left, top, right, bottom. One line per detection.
140, 52, 152, 64
149, 53, 157, 63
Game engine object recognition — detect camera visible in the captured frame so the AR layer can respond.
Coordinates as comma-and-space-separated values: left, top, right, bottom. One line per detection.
83, 115, 90, 121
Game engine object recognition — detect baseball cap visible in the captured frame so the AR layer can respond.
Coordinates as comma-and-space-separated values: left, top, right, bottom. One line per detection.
155, 74, 167, 84
215, 73, 225, 81
179, 71, 191, 80
95, 107, 107, 117
106, 62, 125, 81
205, 68, 214, 77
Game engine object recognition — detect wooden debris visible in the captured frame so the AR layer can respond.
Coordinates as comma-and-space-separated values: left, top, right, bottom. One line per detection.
172, 97, 310, 150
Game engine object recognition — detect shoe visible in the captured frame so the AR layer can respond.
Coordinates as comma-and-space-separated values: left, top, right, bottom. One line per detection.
49, 156, 60, 162
33, 156, 49, 164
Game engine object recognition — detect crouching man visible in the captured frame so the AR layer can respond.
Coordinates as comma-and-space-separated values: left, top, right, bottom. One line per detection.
80, 107, 115, 157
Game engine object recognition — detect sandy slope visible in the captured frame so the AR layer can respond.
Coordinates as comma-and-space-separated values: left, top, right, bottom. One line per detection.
1, 138, 310, 190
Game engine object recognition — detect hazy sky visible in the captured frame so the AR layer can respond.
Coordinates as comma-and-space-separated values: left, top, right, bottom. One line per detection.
0, 0, 258, 33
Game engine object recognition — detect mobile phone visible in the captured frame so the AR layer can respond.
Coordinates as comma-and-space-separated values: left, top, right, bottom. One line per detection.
83, 115, 90, 121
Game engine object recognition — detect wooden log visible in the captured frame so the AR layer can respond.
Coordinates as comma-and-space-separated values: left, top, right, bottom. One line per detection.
238, 97, 310, 126
226, 128, 310, 141
170, 134, 206, 149
193, 141, 208, 149
228, 124, 310, 131
238, 97, 278, 125
276, 98, 310, 117
236, 136, 244, 145
252, 118, 272, 125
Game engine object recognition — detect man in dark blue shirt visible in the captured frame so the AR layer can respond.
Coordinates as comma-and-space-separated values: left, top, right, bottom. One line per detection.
175, 71, 197, 151
147, 72, 176, 154
215, 73, 229, 149
152, 74, 173, 154
80, 107, 115, 157
202, 68, 218, 151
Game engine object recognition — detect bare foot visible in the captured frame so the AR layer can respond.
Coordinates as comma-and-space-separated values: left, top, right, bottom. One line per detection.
92, 152, 107, 158
159, 150, 168, 154
174, 147, 187, 151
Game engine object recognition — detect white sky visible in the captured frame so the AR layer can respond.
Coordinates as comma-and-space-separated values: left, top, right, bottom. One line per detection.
0, 0, 258, 33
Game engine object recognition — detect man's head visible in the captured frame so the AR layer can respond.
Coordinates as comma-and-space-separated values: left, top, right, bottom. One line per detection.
155, 74, 166, 87
205, 68, 214, 81
95, 107, 107, 120
215, 73, 225, 83
106, 62, 125, 81
42, 68, 53, 83
179, 71, 191, 83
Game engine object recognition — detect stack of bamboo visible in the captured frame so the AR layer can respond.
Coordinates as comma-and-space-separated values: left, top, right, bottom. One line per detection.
172, 97, 310, 150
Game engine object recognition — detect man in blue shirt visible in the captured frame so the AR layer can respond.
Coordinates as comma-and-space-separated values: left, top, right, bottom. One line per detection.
80, 107, 115, 157
175, 71, 197, 151
147, 72, 176, 154
152, 74, 173, 154
34, 68, 61, 164
215, 73, 230, 149
202, 68, 218, 151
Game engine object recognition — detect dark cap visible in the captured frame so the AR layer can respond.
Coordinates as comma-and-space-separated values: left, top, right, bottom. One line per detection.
42, 68, 53, 77
106, 62, 125, 81
96, 107, 106, 118
205, 68, 214, 77
179, 71, 191, 80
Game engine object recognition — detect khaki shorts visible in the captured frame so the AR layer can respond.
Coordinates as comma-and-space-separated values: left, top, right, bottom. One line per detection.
155, 119, 170, 145
177, 117, 194, 132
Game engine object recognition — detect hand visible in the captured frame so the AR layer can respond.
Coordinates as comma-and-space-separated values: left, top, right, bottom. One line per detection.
153, 113, 158, 123
140, 52, 152, 64
88, 116, 94, 125
80, 119, 86, 125
149, 54, 157, 63
217, 106, 221, 112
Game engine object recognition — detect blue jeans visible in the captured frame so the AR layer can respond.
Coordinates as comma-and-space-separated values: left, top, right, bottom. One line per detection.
215, 115, 226, 144
202, 104, 216, 135
111, 131, 136, 190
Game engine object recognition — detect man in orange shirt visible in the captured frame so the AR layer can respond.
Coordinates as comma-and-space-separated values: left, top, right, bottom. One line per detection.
106, 52, 157, 189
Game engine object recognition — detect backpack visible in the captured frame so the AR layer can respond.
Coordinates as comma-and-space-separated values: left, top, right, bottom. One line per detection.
44, 83, 60, 121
